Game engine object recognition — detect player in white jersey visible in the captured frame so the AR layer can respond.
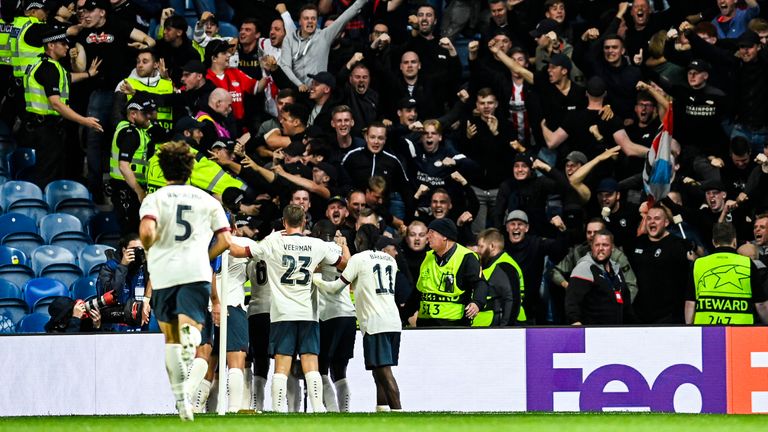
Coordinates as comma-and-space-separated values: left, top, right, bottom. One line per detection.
231, 204, 345, 413
313, 228, 403, 412
311, 220, 354, 412
139, 141, 232, 421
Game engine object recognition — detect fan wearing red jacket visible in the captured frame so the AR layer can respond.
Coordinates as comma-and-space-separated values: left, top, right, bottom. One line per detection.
204, 39, 258, 129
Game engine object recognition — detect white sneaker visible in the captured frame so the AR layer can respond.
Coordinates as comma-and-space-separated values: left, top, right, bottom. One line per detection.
176, 399, 194, 421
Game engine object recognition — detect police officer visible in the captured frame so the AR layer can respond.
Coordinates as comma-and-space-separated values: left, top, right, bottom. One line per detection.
109, 92, 156, 235
414, 218, 488, 327
686, 223, 768, 325
8, 1, 49, 125
474, 228, 523, 327
118, 49, 175, 131
23, 25, 102, 188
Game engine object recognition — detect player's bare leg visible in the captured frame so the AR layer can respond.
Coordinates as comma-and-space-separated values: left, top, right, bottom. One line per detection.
373, 367, 401, 410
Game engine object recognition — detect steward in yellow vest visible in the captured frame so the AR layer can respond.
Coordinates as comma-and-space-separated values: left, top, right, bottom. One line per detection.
686, 223, 768, 325
474, 228, 524, 327
118, 49, 175, 130
22, 25, 102, 188
415, 218, 488, 327
109, 92, 157, 235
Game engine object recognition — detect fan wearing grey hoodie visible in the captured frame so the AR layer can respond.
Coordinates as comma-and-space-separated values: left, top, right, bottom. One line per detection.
279, 0, 369, 89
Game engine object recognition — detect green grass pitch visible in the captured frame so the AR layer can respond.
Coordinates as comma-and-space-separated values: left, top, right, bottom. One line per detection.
0, 412, 765, 432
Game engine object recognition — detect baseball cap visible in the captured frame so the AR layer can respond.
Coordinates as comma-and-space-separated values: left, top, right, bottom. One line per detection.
595, 178, 619, 193
586, 76, 607, 97
173, 116, 202, 134
566, 151, 588, 165
308, 71, 336, 89
505, 209, 529, 224
397, 97, 417, 110
737, 30, 760, 48
182, 59, 206, 74
327, 195, 347, 206
125, 92, 157, 112
222, 187, 257, 211
687, 59, 711, 73
80, 0, 109, 11
514, 152, 534, 167
702, 179, 725, 192
530, 18, 559, 38
549, 53, 572, 71
211, 139, 236, 152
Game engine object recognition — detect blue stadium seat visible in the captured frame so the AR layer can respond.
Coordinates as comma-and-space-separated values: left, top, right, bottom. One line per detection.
0, 213, 45, 257
7, 147, 35, 181
0, 279, 22, 300
30, 245, 78, 275
0, 180, 48, 222
16, 312, 49, 333
44, 180, 92, 212
78, 244, 114, 275
0, 299, 28, 330
0, 245, 28, 267
89, 211, 121, 248
45, 180, 97, 226
0, 174, 7, 186
39, 213, 92, 255
0, 266, 34, 291
0, 134, 15, 178
71, 274, 98, 301
22, 277, 69, 311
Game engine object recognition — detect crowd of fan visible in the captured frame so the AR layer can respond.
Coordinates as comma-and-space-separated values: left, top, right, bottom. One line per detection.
5, 0, 768, 327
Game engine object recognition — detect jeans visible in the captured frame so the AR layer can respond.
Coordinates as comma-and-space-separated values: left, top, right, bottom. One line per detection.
470, 186, 497, 234
84, 89, 114, 203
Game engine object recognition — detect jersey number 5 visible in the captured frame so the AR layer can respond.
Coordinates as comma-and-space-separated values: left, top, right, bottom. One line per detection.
175, 204, 192, 241
280, 255, 311, 285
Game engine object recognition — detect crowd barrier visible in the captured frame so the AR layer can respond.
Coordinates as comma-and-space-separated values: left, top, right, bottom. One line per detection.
1, 327, 766, 416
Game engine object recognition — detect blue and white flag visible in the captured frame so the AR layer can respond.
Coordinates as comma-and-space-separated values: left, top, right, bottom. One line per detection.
643, 103, 674, 205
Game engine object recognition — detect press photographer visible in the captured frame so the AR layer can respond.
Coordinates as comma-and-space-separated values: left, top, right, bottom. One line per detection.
97, 234, 152, 331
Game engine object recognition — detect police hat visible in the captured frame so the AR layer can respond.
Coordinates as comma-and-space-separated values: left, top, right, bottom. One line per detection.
125, 92, 157, 113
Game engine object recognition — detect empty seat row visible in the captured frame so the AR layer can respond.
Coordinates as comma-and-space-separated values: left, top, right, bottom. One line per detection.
0, 274, 98, 325
0, 244, 114, 290
0, 179, 96, 225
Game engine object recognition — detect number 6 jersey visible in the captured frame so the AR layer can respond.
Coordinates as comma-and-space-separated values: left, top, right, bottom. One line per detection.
139, 184, 230, 290
244, 231, 341, 322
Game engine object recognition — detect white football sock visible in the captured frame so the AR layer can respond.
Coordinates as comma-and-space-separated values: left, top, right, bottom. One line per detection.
391, 409, 403, 412
164, 344, 186, 402
227, 368, 244, 412
185, 358, 208, 399
207, 378, 219, 413
192, 379, 211, 413
253, 376, 267, 412
305, 371, 326, 413
322, 375, 339, 412
335, 378, 351, 412
179, 324, 201, 365
242, 367, 253, 410
286, 374, 301, 412
376, 405, 390, 412
271, 373, 288, 413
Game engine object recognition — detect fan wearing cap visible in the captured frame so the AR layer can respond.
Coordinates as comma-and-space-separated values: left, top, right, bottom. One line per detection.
109, 92, 157, 234
530, 18, 581, 83
9, 0, 50, 84
666, 58, 727, 180
306, 71, 336, 136
22, 25, 102, 188
412, 218, 489, 327
204, 38, 259, 128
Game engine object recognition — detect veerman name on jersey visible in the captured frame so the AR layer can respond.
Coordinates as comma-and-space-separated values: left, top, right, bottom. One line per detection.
284, 244, 312, 252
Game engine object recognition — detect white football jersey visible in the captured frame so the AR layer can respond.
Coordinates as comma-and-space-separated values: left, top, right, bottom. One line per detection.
341, 251, 401, 335
139, 185, 229, 290
215, 236, 256, 307
318, 242, 355, 321
247, 231, 341, 322
246, 257, 271, 316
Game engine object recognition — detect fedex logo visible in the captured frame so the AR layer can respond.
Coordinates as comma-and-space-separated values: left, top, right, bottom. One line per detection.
727, 327, 768, 414
526, 328, 727, 413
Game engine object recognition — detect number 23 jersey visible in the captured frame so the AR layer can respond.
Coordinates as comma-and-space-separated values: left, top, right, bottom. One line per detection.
139, 184, 229, 290
246, 231, 341, 322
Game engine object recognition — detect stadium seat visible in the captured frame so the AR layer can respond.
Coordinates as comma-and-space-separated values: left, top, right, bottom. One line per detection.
22, 277, 69, 311
78, 244, 114, 275
39, 213, 92, 255
89, 211, 121, 248
0, 299, 28, 330
0, 174, 7, 186
56, 202, 97, 229
44, 180, 92, 212
7, 147, 35, 181
0, 245, 28, 267
16, 312, 49, 333
0, 134, 15, 178
0, 266, 34, 292
71, 274, 98, 301
30, 245, 83, 287
0, 279, 22, 300
0, 180, 48, 222
0, 213, 45, 257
